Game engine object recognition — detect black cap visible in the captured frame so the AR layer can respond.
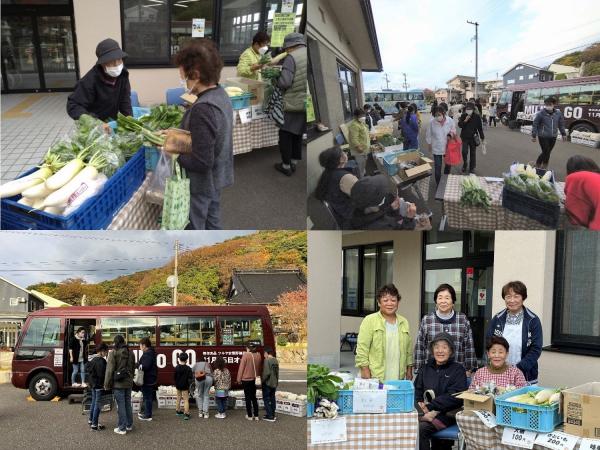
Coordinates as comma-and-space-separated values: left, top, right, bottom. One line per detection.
429, 332, 455, 355
96, 38, 127, 65
351, 175, 391, 210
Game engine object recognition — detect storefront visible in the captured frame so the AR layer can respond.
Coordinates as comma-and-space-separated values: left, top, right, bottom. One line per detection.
2, 0, 306, 102
308, 230, 600, 387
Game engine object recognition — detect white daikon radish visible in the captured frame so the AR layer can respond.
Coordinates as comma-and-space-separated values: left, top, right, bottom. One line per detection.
45, 158, 86, 191
43, 206, 64, 215
18, 197, 35, 207
0, 167, 52, 198
31, 198, 45, 210
21, 181, 56, 199
42, 151, 106, 208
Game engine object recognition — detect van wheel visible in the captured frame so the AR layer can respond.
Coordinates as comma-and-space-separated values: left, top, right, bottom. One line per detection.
29, 372, 58, 401
571, 123, 596, 133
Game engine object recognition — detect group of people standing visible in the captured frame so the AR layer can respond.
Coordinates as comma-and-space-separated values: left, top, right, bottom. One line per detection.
78, 334, 280, 434
355, 281, 542, 450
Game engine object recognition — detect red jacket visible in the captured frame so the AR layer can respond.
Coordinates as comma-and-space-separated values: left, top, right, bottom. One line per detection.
564, 171, 600, 230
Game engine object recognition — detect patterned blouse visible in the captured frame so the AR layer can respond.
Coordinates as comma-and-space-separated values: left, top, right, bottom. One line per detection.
468, 365, 527, 391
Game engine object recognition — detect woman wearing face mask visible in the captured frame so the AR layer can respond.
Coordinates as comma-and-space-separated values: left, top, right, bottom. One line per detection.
414, 284, 477, 376
486, 281, 542, 385
67, 38, 132, 121
401, 104, 420, 150
236, 31, 270, 81
425, 106, 457, 185
166, 39, 233, 230
348, 108, 370, 178
458, 102, 485, 174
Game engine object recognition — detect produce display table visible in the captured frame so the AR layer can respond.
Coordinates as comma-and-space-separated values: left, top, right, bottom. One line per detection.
457, 410, 591, 450
232, 115, 279, 155
307, 411, 418, 449
109, 174, 160, 230
435, 175, 567, 230
372, 153, 431, 207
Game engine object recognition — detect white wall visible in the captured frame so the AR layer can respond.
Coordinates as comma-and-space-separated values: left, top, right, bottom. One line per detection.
308, 231, 343, 370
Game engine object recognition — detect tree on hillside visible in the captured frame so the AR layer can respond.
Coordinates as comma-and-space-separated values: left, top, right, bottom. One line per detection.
27, 282, 59, 298
137, 283, 173, 305
269, 286, 307, 342
552, 42, 600, 76
424, 88, 435, 103
53, 278, 107, 305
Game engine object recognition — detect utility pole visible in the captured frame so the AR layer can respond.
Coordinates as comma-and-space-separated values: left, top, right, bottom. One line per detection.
382, 72, 391, 90
467, 20, 479, 100
173, 240, 179, 306
402, 72, 408, 94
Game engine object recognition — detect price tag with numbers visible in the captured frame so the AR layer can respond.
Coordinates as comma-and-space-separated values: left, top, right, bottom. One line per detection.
473, 410, 497, 428
579, 438, 600, 450
238, 108, 252, 124
534, 431, 579, 450
501, 427, 536, 449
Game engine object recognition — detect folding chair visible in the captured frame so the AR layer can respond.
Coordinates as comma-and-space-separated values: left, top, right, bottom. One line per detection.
166, 88, 186, 105
431, 424, 465, 450
340, 332, 358, 353
130, 90, 140, 107
322, 200, 342, 230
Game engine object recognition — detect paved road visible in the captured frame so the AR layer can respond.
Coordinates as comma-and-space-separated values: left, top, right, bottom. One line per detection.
0, 369, 307, 450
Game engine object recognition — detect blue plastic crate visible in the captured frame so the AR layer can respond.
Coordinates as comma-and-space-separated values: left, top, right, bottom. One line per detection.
336, 381, 414, 414
229, 93, 254, 110
1, 148, 145, 230
382, 150, 419, 176
495, 386, 562, 433
307, 402, 314, 418
145, 147, 160, 171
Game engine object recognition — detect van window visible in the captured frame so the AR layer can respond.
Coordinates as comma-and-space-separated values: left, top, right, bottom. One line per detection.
558, 86, 579, 105
22, 318, 60, 347
578, 84, 596, 105
383, 93, 394, 101
159, 316, 216, 346
540, 87, 558, 101
100, 317, 156, 346
364, 93, 374, 102
219, 317, 263, 346
499, 91, 512, 104
591, 84, 600, 105
526, 89, 541, 104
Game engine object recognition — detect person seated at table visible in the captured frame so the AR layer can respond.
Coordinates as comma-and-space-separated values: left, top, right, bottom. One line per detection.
348, 108, 371, 178
564, 155, 600, 230
415, 332, 467, 450
314, 146, 359, 229
469, 336, 527, 393
236, 31, 270, 80
355, 284, 413, 382
349, 174, 431, 230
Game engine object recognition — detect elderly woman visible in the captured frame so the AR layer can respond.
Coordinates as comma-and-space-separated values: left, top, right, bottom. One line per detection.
415, 332, 467, 450
486, 281, 542, 385
236, 31, 270, 80
469, 336, 527, 392
170, 39, 233, 230
414, 283, 477, 376
355, 284, 413, 382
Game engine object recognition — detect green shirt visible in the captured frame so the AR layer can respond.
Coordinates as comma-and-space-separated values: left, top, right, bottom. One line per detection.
384, 321, 400, 381
355, 311, 413, 383
348, 119, 370, 156
237, 47, 261, 80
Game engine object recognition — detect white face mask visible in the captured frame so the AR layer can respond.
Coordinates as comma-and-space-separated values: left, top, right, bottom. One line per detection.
258, 46, 269, 56
179, 77, 188, 89
545, 106, 554, 112
104, 63, 123, 78
436, 115, 444, 122
466, 109, 473, 115
358, 117, 366, 123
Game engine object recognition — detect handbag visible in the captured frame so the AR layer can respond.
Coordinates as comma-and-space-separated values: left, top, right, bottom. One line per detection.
133, 365, 144, 386
473, 130, 481, 147
444, 136, 462, 166
160, 158, 190, 230
251, 353, 261, 387
113, 350, 130, 382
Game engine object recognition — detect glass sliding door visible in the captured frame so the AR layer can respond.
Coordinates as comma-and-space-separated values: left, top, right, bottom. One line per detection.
36, 15, 77, 89
2, 16, 41, 90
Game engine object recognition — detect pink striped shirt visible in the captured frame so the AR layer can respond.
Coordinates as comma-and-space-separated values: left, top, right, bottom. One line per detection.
468, 365, 527, 391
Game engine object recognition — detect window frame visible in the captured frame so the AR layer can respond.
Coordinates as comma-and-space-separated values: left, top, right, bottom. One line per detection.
21, 317, 61, 348
550, 232, 600, 355
119, 0, 306, 68
218, 316, 264, 346
337, 59, 358, 122
158, 315, 217, 347
341, 242, 394, 317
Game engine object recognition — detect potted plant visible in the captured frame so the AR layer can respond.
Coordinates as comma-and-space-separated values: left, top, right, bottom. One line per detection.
307, 364, 343, 418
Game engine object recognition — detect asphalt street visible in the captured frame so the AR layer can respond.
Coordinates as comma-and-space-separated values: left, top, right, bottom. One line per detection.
0, 366, 307, 450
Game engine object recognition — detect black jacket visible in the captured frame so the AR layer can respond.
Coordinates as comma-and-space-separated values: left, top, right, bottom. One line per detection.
67, 65, 133, 121
69, 336, 89, 363
351, 193, 416, 230
458, 113, 485, 141
86, 354, 107, 389
139, 347, 158, 386
414, 357, 467, 427
174, 364, 194, 391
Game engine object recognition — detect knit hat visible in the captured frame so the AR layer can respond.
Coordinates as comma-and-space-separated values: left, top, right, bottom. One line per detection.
350, 175, 392, 210
429, 332, 455, 355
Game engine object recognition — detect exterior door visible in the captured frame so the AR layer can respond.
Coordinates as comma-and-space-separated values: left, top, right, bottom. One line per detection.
1, 2, 78, 93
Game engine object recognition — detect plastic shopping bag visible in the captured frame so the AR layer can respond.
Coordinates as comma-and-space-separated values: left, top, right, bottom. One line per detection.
160, 159, 190, 230
444, 136, 463, 166
481, 141, 487, 155
145, 151, 174, 205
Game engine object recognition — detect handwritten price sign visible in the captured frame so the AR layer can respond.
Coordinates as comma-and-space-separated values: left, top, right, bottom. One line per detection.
534, 431, 578, 450
580, 438, 600, 450
473, 410, 497, 428
501, 427, 536, 449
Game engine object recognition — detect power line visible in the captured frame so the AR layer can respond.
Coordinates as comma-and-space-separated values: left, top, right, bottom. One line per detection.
0, 231, 174, 245
0, 256, 171, 266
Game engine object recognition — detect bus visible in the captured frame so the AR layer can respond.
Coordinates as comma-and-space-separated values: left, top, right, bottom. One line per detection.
495, 75, 600, 133
364, 89, 426, 114
11, 305, 275, 400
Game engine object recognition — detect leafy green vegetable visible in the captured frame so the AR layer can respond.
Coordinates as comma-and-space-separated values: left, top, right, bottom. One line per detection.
378, 134, 396, 147
261, 67, 281, 84
460, 175, 491, 210
504, 173, 559, 204
307, 364, 343, 403
117, 113, 165, 147
138, 104, 184, 131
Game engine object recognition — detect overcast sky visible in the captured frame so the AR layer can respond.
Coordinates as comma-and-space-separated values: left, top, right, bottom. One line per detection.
363, 0, 600, 91
0, 231, 254, 288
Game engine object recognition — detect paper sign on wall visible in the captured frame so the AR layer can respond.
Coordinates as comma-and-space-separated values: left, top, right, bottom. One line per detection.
478, 289, 487, 306
501, 427, 536, 449
192, 18, 205, 37
310, 417, 347, 445
54, 348, 63, 367
271, 13, 296, 47
352, 389, 387, 414
239, 108, 252, 124
281, 0, 295, 13
534, 431, 579, 450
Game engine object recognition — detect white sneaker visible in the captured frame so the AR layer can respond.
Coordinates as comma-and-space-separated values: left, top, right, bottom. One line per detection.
72, 383, 80, 387
81, 382, 88, 387
113, 428, 126, 435
126, 426, 133, 431
203, 413, 209, 419
253, 416, 259, 421
246, 415, 253, 421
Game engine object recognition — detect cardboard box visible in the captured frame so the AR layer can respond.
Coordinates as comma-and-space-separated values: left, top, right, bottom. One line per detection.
394, 152, 432, 181
457, 391, 495, 413
563, 382, 600, 438
225, 77, 266, 106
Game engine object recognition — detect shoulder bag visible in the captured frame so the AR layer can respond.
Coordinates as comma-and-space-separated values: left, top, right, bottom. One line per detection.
251, 353, 262, 387
114, 349, 130, 382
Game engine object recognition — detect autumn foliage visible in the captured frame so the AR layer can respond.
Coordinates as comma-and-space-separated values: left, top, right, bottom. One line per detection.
269, 286, 307, 343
